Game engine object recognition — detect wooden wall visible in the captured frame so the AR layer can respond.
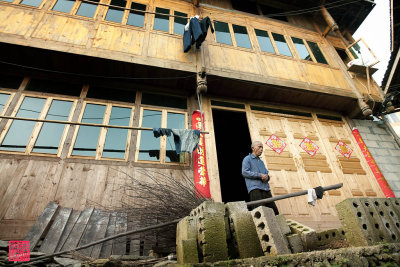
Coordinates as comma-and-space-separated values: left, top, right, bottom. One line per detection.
0, 0, 383, 101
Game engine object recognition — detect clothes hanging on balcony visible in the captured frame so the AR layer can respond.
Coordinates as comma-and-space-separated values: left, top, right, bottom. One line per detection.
183, 16, 202, 53
196, 16, 214, 49
152, 128, 200, 154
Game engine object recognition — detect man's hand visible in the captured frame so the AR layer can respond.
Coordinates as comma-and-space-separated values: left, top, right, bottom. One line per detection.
261, 174, 270, 182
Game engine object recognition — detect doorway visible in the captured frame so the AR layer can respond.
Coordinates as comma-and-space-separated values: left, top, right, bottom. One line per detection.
212, 109, 252, 203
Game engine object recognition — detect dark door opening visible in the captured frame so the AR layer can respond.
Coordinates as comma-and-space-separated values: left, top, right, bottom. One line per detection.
212, 109, 252, 203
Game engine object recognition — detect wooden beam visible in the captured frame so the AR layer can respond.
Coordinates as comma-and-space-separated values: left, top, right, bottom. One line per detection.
384, 46, 400, 95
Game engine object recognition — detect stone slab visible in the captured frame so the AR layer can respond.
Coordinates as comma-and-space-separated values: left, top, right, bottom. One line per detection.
176, 216, 198, 264
251, 207, 290, 255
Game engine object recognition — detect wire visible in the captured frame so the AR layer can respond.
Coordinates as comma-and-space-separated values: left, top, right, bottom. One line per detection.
0, 60, 197, 81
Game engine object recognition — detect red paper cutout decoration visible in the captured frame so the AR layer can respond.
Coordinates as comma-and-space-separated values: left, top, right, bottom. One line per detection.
266, 134, 287, 154
335, 140, 353, 159
299, 137, 319, 156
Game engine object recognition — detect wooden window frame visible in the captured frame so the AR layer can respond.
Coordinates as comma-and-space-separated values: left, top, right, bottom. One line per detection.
135, 106, 188, 165
101, 0, 148, 27
0, 90, 15, 119
50, 0, 80, 15
17, 0, 45, 8
213, 20, 254, 51
73, 0, 100, 18
68, 100, 135, 161
290, 36, 329, 65
0, 93, 77, 157
151, 6, 189, 36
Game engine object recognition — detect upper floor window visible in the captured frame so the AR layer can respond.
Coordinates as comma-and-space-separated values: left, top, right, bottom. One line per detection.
0, 95, 75, 155
100, 0, 146, 26
232, 24, 251, 49
127, 2, 146, 27
214, 21, 232, 46
292, 37, 312, 61
76, 0, 99, 17
307, 41, 328, 64
52, 0, 75, 13
271, 32, 292, 57
105, 0, 125, 23
255, 29, 275, 54
153, 7, 187, 35
0, 92, 13, 114
291, 37, 328, 64
19, 0, 43, 7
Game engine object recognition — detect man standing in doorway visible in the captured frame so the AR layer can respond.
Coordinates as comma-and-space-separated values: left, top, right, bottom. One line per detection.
242, 141, 279, 215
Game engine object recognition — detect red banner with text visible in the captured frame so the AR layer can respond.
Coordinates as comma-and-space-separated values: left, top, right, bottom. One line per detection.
192, 111, 211, 199
352, 128, 395, 198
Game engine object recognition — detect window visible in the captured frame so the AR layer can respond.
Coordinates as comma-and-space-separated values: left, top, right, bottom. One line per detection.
271, 33, 292, 57
76, 0, 99, 17
292, 37, 312, 61
105, 0, 125, 23
214, 21, 232, 46
153, 7, 170, 32
127, 2, 146, 27
307, 41, 328, 64
0, 96, 75, 154
138, 93, 188, 163
52, 0, 76, 13
173, 11, 188, 35
19, 0, 43, 7
232, 24, 251, 49
71, 102, 133, 159
0, 92, 12, 114
137, 109, 187, 163
255, 29, 275, 53
1, 0, 14, 2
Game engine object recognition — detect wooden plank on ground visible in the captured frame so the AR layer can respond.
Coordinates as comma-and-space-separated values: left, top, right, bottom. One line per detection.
61, 207, 94, 251
39, 207, 72, 254
112, 212, 127, 255
99, 211, 117, 258
24, 202, 58, 251
55, 209, 81, 252
90, 210, 111, 258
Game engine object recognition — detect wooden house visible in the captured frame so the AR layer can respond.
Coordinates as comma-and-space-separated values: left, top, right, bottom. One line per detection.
0, 0, 387, 241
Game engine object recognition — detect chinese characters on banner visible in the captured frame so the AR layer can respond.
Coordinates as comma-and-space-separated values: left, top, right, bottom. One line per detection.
335, 140, 353, 159
299, 137, 319, 156
9, 241, 30, 262
352, 129, 395, 198
266, 134, 287, 154
192, 111, 211, 198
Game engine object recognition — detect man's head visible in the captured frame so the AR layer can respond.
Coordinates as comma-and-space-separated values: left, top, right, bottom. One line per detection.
251, 141, 263, 157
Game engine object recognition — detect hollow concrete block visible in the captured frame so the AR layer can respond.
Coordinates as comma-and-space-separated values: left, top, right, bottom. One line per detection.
176, 216, 198, 264
275, 214, 291, 236
225, 201, 263, 259
286, 219, 317, 251
286, 233, 303, 253
251, 207, 291, 255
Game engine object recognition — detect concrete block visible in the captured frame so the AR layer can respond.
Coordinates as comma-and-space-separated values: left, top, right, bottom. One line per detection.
176, 216, 198, 264
380, 135, 395, 142
286, 219, 317, 250
251, 207, 290, 255
375, 149, 390, 156
371, 199, 400, 242
371, 127, 389, 135
315, 228, 346, 248
365, 133, 381, 141
364, 140, 379, 148
336, 198, 397, 246
275, 214, 291, 236
286, 234, 303, 253
356, 126, 372, 134
373, 156, 387, 164
225, 201, 263, 259
389, 198, 400, 217
389, 150, 400, 157
190, 201, 228, 263
381, 142, 396, 149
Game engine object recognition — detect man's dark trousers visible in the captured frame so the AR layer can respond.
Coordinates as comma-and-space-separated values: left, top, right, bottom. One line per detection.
249, 189, 279, 215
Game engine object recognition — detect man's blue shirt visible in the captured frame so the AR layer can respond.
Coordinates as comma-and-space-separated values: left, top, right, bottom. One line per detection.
242, 153, 270, 193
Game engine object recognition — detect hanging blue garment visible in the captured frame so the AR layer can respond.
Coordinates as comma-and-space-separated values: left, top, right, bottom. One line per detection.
172, 129, 200, 154
183, 17, 202, 53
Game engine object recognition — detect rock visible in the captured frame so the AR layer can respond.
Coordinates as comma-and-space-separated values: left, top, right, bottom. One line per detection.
54, 257, 82, 266
0, 241, 8, 250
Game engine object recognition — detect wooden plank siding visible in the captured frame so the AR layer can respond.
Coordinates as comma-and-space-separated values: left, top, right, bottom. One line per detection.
0, 0, 383, 101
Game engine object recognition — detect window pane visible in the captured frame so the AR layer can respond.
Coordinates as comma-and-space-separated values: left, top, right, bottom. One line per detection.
0, 74, 23, 89
272, 33, 292, 57
141, 93, 187, 109
0, 93, 11, 112
292, 37, 312, 61
20, 0, 42, 7
307, 41, 328, 64
105, 0, 125, 23
76, 0, 98, 17
52, 0, 75, 13
32, 100, 73, 154
255, 29, 275, 53
0, 97, 46, 152
127, 2, 146, 27
102, 106, 131, 159
72, 104, 105, 156
138, 109, 161, 161
166, 112, 185, 163
154, 7, 170, 32
1, 0, 14, 2
232, 24, 251, 49
174, 11, 187, 35
214, 21, 232, 45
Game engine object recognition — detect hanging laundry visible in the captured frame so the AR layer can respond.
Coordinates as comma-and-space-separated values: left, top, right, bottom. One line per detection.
183, 16, 214, 52
314, 186, 324, 199
183, 16, 202, 53
172, 129, 201, 154
307, 189, 317, 206
153, 128, 172, 138
196, 16, 214, 49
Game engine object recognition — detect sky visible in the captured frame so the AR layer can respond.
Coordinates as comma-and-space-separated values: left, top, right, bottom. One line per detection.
353, 0, 391, 86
